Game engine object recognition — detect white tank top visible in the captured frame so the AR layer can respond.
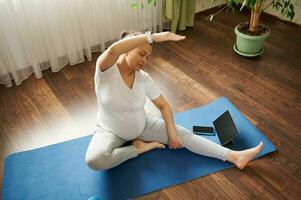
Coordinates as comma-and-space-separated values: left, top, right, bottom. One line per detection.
94, 58, 161, 140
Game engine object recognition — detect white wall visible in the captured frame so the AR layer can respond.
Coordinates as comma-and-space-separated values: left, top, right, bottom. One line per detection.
195, 0, 226, 13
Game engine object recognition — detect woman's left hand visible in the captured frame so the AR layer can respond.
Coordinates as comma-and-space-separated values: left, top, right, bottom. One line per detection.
168, 135, 183, 149
152, 31, 186, 43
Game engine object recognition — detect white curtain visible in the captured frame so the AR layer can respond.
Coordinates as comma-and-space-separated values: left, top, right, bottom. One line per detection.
0, 0, 162, 87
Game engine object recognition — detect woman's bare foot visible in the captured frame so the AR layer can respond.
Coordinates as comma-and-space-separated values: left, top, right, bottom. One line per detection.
227, 142, 264, 170
132, 139, 165, 154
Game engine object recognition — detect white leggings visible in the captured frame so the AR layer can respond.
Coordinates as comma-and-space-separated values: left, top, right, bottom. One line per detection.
85, 114, 230, 170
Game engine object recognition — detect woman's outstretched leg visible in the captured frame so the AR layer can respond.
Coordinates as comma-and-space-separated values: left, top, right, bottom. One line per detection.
138, 115, 264, 169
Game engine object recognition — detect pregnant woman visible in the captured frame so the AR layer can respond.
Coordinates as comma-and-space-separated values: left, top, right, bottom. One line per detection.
85, 31, 264, 171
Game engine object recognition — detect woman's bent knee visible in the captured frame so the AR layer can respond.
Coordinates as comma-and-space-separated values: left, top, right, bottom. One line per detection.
85, 153, 113, 171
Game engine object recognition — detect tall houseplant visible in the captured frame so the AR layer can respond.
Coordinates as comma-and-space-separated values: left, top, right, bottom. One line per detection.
132, 0, 295, 57
209, 0, 295, 56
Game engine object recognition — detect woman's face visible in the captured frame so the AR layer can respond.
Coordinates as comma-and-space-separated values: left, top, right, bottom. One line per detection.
126, 43, 152, 71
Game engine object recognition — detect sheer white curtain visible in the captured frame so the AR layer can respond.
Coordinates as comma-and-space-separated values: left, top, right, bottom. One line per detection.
0, 0, 162, 87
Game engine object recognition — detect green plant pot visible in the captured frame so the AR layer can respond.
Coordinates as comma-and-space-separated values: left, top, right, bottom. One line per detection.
234, 23, 270, 57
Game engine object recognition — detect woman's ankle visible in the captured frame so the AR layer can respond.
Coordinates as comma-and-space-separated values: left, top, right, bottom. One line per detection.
226, 150, 238, 164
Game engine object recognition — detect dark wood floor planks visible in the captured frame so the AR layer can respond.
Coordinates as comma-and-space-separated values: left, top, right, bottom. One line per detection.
0, 7, 301, 199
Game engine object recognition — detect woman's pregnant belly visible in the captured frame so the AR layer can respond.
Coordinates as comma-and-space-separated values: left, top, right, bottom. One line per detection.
97, 109, 147, 140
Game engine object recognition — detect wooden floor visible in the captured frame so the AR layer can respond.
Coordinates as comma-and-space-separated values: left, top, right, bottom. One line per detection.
1, 7, 301, 199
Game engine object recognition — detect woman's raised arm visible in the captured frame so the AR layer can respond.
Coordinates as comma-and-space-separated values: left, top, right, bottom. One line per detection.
97, 32, 186, 72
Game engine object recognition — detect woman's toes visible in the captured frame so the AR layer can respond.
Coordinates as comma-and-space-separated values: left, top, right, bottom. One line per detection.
132, 140, 165, 154
156, 142, 165, 148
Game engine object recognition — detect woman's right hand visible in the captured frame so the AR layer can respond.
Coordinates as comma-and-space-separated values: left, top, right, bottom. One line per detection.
152, 31, 186, 43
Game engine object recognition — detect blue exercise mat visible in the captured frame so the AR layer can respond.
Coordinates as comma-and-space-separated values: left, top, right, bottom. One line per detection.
2, 97, 276, 200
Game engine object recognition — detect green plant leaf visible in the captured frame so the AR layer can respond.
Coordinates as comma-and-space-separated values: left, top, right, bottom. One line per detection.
291, 11, 295, 19
131, 2, 138, 8
247, 0, 256, 8
233, 0, 239, 4
286, 11, 291, 18
240, 0, 247, 11
274, 2, 281, 11
289, 4, 295, 20
283, 8, 289, 16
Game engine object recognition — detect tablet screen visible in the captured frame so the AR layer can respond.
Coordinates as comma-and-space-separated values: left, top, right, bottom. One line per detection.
213, 111, 239, 146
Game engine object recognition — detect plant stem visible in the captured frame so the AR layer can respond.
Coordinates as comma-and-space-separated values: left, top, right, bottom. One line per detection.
249, 0, 262, 31
211, 4, 228, 18
250, 8, 254, 28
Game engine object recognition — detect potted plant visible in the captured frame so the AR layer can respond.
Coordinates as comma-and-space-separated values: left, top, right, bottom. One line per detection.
208, 0, 295, 57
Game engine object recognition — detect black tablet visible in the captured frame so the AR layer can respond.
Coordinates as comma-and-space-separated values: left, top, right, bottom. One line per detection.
213, 110, 239, 146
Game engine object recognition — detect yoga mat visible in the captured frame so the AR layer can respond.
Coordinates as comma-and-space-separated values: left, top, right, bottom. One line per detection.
2, 97, 276, 200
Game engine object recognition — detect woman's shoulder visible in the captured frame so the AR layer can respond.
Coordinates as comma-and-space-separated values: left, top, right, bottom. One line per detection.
96, 60, 117, 75
138, 69, 150, 79
137, 70, 156, 85
95, 61, 118, 84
